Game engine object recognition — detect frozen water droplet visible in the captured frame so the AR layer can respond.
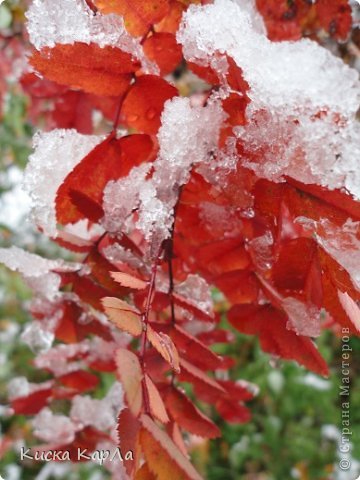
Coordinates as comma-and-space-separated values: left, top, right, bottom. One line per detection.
146, 108, 157, 120
127, 113, 139, 122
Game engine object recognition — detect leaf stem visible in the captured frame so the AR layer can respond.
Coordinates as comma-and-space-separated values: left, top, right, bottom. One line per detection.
140, 252, 161, 414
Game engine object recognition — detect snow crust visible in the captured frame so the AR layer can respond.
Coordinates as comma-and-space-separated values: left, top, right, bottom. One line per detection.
0, 246, 83, 299
23, 129, 102, 237
27, 0, 138, 53
178, 0, 360, 197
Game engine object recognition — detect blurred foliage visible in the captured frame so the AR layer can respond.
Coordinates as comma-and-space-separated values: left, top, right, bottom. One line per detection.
0, 3, 360, 479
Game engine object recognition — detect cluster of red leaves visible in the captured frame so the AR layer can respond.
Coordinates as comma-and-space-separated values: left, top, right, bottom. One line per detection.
256, 0, 352, 41
9, 0, 360, 478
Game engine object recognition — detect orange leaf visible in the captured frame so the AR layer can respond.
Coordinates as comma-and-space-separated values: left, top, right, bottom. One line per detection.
102, 297, 143, 336
135, 463, 157, 480
110, 271, 148, 290
115, 349, 143, 416
121, 75, 178, 134
165, 387, 220, 438
144, 374, 169, 423
96, 0, 170, 36
147, 326, 180, 372
30, 43, 140, 96
143, 33, 183, 75
139, 414, 203, 480
56, 134, 154, 225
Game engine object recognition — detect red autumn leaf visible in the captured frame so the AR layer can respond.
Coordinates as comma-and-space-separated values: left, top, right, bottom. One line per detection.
318, 247, 360, 334
144, 374, 170, 423
193, 237, 251, 276
117, 408, 141, 477
85, 248, 128, 294
115, 349, 143, 416
96, 0, 170, 36
164, 386, 221, 438
285, 177, 360, 223
139, 414, 203, 480
103, 297, 143, 336
222, 93, 248, 126
56, 134, 154, 225
170, 324, 223, 370
52, 229, 95, 253
143, 33, 183, 75
217, 380, 255, 402
173, 292, 214, 323
214, 270, 259, 304
216, 398, 251, 424
178, 358, 226, 403
197, 329, 235, 345
11, 389, 53, 415
121, 75, 178, 134
228, 304, 329, 376
57, 370, 99, 393
316, 0, 352, 40
30, 43, 140, 96
272, 237, 320, 294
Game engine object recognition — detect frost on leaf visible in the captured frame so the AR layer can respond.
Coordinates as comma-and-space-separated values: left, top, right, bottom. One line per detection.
23, 129, 102, 237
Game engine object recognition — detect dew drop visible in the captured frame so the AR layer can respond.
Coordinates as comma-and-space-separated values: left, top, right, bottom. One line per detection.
127, 113, 139, 122
146, 108, 157, 120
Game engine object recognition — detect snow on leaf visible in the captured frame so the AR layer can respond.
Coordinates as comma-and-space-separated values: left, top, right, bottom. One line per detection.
27, 0, 142, 54
33, 408, 77, 445
95, 0, 170, 37
23, 129, 102, 237
178, 0, 359, 115
56, 134, 153, 225
102, 163, 152, 234
178, 0, 360, 197
102, 297, 143, 336
70, 382, 123, 431
0, 246, 83, 300
115, 348, 143, 416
